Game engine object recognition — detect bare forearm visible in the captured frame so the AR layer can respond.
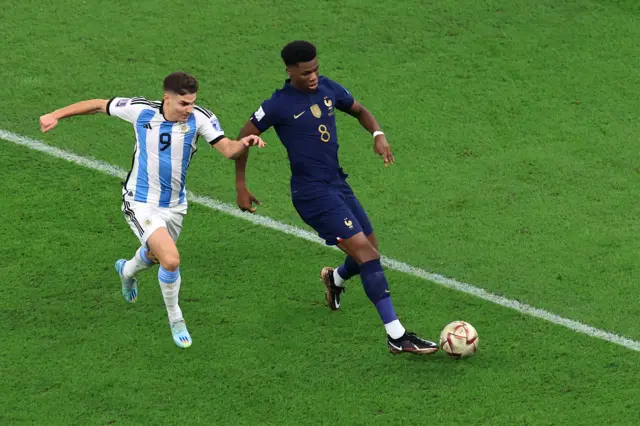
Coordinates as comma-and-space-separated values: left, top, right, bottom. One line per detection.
353, 105, 381, 134
51, 99, 108, 120
235, 149, 249, 188
235, 121, 261, 188
227, 143, 248, 161
214, 133, 264, 160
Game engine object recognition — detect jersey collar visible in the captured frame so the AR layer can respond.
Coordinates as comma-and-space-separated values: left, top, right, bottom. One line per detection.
283, 78, 321, 95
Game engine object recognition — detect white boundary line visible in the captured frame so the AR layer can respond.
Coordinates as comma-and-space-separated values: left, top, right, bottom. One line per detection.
2, 128, 639, 352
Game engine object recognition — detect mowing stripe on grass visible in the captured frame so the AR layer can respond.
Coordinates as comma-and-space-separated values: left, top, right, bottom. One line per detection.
2, 128, 639, 352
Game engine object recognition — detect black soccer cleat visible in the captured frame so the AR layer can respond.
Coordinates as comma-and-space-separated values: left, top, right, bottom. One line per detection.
388, 332, 440, 355
320, 267, 345, 310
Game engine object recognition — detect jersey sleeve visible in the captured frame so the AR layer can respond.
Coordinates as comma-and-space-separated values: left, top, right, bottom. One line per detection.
194, 106, 225, 145
328, 80, 355, 112
249, 95, 282, 132
106, 97, 150, 123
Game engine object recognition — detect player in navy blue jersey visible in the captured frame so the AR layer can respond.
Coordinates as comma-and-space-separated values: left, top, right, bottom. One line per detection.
234, 41, 438, 354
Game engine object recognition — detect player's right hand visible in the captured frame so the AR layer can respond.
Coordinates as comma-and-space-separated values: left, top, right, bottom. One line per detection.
373, 134, 395, 167
39, 114, 59, 133
240, 135, 267, 148
236, 187, 261, 213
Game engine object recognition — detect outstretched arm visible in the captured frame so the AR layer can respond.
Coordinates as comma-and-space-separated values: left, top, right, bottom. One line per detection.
40, 99, 108, 132
346, 101, 395, 166
234, 120, 263, 212
212, 134, 266, 160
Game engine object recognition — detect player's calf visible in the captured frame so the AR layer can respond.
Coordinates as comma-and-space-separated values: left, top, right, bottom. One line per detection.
146, 228, 187, 347
336, 256, 359, 284
320, 256, 359, 310
158, 266, 183, 321
122, 246, 155, 278
116, 246, 155, 303
347, 242, 439, 353
158, 266, 189, 348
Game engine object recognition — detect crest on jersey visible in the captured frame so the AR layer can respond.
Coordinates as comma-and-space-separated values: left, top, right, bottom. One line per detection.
310, 104, 322, 118
324, 97, 334, 116
177, 123, 190, 134
344, 218, 353, 229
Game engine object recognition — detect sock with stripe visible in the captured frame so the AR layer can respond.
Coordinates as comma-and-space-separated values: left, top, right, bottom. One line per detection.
158, 267, 183, 324
122, 246, 155, 279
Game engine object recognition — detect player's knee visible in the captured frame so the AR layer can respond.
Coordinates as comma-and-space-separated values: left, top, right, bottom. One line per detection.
350, 237, 379, 264
366, 233, 379, 250
160, 253, 181, 271
356, 247, 379, 264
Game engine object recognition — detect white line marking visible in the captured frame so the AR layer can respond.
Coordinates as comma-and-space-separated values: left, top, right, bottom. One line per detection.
2, 128, 639, 352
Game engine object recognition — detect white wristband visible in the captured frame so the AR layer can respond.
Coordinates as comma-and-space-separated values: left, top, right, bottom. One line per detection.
373, 131, 384, 138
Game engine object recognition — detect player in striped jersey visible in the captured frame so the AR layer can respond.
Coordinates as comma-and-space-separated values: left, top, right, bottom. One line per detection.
39, 71, 266, 348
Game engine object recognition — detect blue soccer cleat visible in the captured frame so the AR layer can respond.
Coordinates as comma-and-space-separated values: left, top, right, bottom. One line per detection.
115, 259, 138, 303
170, 320, 192, 348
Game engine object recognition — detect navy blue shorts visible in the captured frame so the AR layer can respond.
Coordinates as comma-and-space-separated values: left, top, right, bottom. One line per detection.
292, 179, 374, 246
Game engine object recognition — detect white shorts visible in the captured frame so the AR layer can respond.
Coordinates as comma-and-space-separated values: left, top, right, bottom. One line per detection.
122, 200, 187, 246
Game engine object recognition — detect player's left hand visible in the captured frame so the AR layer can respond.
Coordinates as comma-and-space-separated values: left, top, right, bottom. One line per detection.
39, 113, 59, 133
241, 135, 267, 148
373, 134, 395, 166
236, 187, 261, 213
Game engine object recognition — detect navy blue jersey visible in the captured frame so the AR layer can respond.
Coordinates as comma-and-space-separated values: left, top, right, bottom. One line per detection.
250, 76, 355, 186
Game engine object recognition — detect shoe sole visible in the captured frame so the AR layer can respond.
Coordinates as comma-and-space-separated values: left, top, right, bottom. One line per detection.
388, 344, 439, 355
320, 267, 339, 311
173, 337, 192, 348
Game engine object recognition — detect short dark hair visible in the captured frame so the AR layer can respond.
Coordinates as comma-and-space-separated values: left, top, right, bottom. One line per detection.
281, 41, 317, 66
163, 71, 199, 95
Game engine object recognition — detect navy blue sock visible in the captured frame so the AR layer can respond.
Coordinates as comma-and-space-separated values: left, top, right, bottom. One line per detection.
337, 256, 360, 280
359, 259, 398, 324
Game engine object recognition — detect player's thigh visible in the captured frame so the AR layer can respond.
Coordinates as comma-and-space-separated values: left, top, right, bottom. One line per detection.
122, 200, 166, 246
340, 183, 374, 238
122, 201, 179, 268
146, 228, 180, 271
293, 194, 364, 247
159, 203, 187, 243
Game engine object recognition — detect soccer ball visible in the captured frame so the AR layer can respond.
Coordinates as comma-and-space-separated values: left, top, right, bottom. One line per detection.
439, 321, 479, 358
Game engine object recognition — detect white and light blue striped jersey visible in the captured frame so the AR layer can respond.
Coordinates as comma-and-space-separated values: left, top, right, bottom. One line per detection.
107, 97, 225, 208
